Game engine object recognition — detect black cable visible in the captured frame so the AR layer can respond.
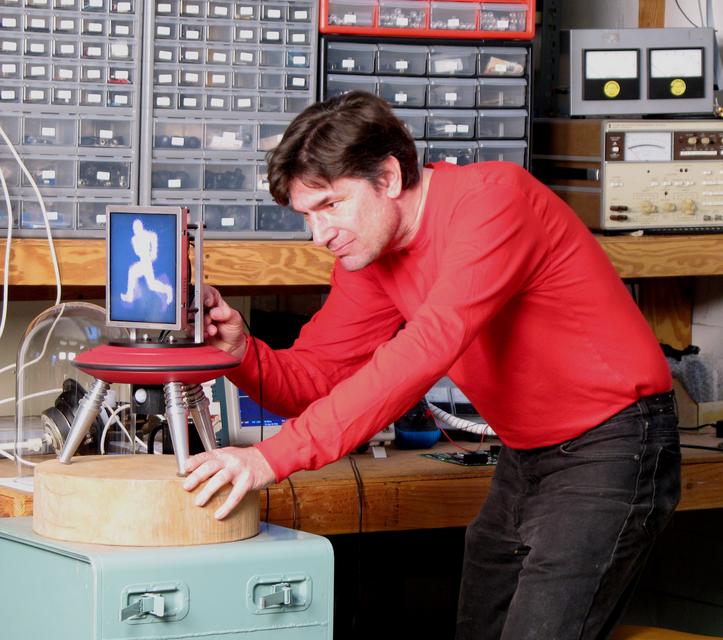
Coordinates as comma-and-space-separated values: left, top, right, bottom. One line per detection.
347, 455, 365, 637
348, 455, 364, 533
264, 487, 270, 524
286, 476, 299, 529
674, 0, 700, 27
239, 311, 265, 443
681, 444, 723, 452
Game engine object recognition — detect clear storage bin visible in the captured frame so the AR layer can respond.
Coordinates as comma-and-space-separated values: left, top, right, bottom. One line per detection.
234, 1, 258, 20
180, 24, 204, 42
430, 1, 477, 30
258, 122, 287, 151
234, 46, 258, 66
378, 0, 427, 29
327, 0, 375, 27
427, 141, 476, 166
153, 121, 203, 149
395, 108, 426, 139
206, 70, 231, 88
24, 85, 50, 104
205, 93, 231, 110
288, 1, 312, 22
326, 73, 377, 98
52, 87, 76, 105
426, 109, 476, 139
476, 109, 526, 138
327, 42, 376, 74
477, 139, 526, 165
378, 75, 427, 107
261, 3, 284, 20
55, 0, 79, 8
24, 117, 76, 146
0, 197, 18, 227
0, 86, 20, 102
155, 45, 177, 63
109, 18, 133, 37
110, 0, 134, 13
155, 0, 178, 14
178, 92, 202, 109
232, 94, 256, 110
258, 93, 284, 112
154, 68, 176, 86
478, 46, 526, 76
479, 3, 527, 32
77, 160, 130, 188
205, 123, 255, 150
151, 162, 202, 190
53, 16, 78, 33
0, 60, 19, 78
179, 68, 203, 86
286, 71, 309, 90
24, 62, 50, 80
24, 159, 75, 187
260, 26, 284, 44
207, 48, 231, 64
204, 162, 254, 190
204, 203, 253, 231
260, 71, 284, 90
77, 201, 110, 229
79, 119, 131, 148
429, 46, 477, 76
376, 43, 427, 75
107, 89, 132, 107
0, 159, 19, 186
287, 25, 311, 44
207, 24, 232, 42
286, 49, 310, 68
257, 204, 305, 232
208, 1, 232, 17
428, 77, 477, 108
477, 77, 527, 107
180, 0, 204, 17
0, 114, 19, 143
21, 200, 75, 229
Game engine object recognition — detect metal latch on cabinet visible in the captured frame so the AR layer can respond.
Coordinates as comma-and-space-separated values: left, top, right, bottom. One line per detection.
121, 593, 166, 621
259, 582, 293, 609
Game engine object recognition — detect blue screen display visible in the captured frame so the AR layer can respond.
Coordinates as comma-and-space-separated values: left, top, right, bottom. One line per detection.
109, 212, 177, 325
238, 393, 286, 427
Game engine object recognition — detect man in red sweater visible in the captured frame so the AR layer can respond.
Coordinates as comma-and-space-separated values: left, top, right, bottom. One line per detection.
183, 92, 680, 639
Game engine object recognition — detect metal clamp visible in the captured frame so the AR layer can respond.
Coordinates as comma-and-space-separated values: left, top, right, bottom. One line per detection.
259, 583, 292, 609
121, 593, 166, 621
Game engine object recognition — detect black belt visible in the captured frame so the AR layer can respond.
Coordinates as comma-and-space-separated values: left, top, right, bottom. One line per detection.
637, 390, 676, 416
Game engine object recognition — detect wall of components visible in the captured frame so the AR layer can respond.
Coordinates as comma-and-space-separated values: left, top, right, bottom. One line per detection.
0, 0, 535, 239
319, 0, 534, 169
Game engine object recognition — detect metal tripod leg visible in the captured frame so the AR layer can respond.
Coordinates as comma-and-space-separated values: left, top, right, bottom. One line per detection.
184, 384, 218, 453
164, 381, 190, 476
59, 379, 110, 464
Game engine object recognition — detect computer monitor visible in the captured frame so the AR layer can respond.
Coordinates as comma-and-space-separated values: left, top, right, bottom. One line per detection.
106, 206, 188, 332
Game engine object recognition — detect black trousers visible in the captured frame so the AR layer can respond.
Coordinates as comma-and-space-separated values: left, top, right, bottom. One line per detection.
456, 392, 681, 640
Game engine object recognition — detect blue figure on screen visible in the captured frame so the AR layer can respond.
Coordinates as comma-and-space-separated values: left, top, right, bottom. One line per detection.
121, 219, 173, 305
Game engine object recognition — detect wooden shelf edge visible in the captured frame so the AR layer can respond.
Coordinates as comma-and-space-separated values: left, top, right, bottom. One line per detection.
2, 234, 723, 288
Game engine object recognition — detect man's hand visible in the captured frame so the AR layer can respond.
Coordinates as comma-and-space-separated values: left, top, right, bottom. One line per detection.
203, 285, 248, 358
182, 447, 277, 520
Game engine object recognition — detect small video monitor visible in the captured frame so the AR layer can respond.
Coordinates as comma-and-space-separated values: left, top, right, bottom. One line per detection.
106, 206, 188, 332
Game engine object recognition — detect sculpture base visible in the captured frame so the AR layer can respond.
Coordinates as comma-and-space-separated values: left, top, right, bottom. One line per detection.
33, 455, 259, 546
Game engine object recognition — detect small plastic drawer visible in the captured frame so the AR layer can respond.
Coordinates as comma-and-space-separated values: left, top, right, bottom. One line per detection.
21, 200, 75, 229
178, 92, 203, 109
426, 109, 476, 139
476, 109, 526, 138
287, 26, 311, 44
415, 140, 426, 168
0, 60, 19, 77
261, 3, 284, 21
81, 17, 105, 36
180, 24, 204, 42
0, 86, 20, 102
81, 41, 105, 60
80, 119, 131, 147
478, 46, 526, 76
286, 71, 309, 90
108, 41, 132, 60
78, 160, 130, 188
256, 163, 269, 191
0, 15, 20, 30
24, 117, 76, 146
0, 159, 19, 186
378, 76, 427, 107
232, 94, 256, 111
81, 65, 105, 82
25, 38, 49, 56
179, 46, 204, 64
155, 45, 176, 63
285, 94, 312, 112
205, 123, 254, 150
257, 204, 305, 232
208, 1, 232, 18
286, 49, 310, 68
24, 159, 75, 187
207, 48, 231, 65
24, 86, 50, 104
256, 67, 285, 87
179, 68, 203, 86
477, 139, 526, 165
154, 121, 202, 149
207, 24, 232, 42
327, 42, 376, 74
0, 198, 18, 228
377, 44, 426, 75
206, 93, 231, 110
77, 201, 109, 229
326, 73, 377, 98
180, 0, 204, 18
479, 3, 527, 33
108, 65, 132, 83
55, 0, 78, 8
52, 87, 76, 104
394, 108, 426, 139
82, 0, 106, 11
233, 69, 258, 89
25, 14, 51, 32
428, 77, 477, 108
427, 141, 476, 166
204, 163, 254, 190
27, 0, 52, 7
429, 46, 477, 76
110, 0, 134, 13
110, 18, 133, 37
154, 92, 176, 109
54, 40, 78, 57
54, 15, 79, 33
477, 78, 527, 107
206, 70, 231, 88
24, 61, 50, 80
234, 24, 259, 43
260, 26, 284, 44
0, 114, 20, 143
258, 122, 287, 151
155, 21, 176, 39
288, 2, 312, 22
327, 0, 374, 27
234, 1, 258, 20
430, 1, 477, 30
204, 203, 253, 231
107, 89, 132, 107
0, 36, 21, 55
155, 0, 178, 15
151, 162, 201, 190
378, 0, 427, 30
234, 46, 259, 66
258, 93, 284, 112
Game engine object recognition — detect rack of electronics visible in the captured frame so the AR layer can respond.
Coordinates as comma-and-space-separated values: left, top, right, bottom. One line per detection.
0, 0, 535, 238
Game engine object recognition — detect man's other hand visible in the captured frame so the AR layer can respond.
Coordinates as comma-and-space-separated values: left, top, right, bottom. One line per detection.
203, 285, 248, 358
182, 446, 277, 520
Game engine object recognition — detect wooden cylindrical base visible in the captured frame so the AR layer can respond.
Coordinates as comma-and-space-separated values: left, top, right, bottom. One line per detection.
32, 455, 259, 546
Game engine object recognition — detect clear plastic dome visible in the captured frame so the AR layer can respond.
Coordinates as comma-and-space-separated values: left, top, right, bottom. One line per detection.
12, 302, 131, 477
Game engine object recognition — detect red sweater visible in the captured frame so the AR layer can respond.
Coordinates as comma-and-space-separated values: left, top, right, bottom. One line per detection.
229, 162, 671, 481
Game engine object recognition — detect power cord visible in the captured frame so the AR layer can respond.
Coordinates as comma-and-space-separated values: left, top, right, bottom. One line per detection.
0, 167, 12, 342
347, 454, 365, 637
286, 475, 299, 530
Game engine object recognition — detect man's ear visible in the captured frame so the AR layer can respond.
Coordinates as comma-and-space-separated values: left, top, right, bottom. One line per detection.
380, 156, 403, 199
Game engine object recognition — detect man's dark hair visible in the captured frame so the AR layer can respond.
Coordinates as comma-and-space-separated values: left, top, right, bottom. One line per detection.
267, 91, 420, 207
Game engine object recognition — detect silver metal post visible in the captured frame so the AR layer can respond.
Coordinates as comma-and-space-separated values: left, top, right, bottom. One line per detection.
184, 384, 217, 453
59, 379, 110, 464
164, 381, 190, 476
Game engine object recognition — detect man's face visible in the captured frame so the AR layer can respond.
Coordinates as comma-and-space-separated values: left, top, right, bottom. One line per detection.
289, 175, 403, 272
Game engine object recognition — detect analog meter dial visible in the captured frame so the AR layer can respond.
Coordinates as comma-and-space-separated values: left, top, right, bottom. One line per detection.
623, 131, 672, 162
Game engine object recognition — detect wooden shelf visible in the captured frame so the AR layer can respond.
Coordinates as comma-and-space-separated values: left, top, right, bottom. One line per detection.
2, 234, 723, 288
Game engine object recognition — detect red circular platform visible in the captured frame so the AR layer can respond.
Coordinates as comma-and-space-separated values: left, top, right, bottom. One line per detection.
72, 343, 241, 385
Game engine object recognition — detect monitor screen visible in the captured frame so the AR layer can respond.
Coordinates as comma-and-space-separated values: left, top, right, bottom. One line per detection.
107, 208, 184, 330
